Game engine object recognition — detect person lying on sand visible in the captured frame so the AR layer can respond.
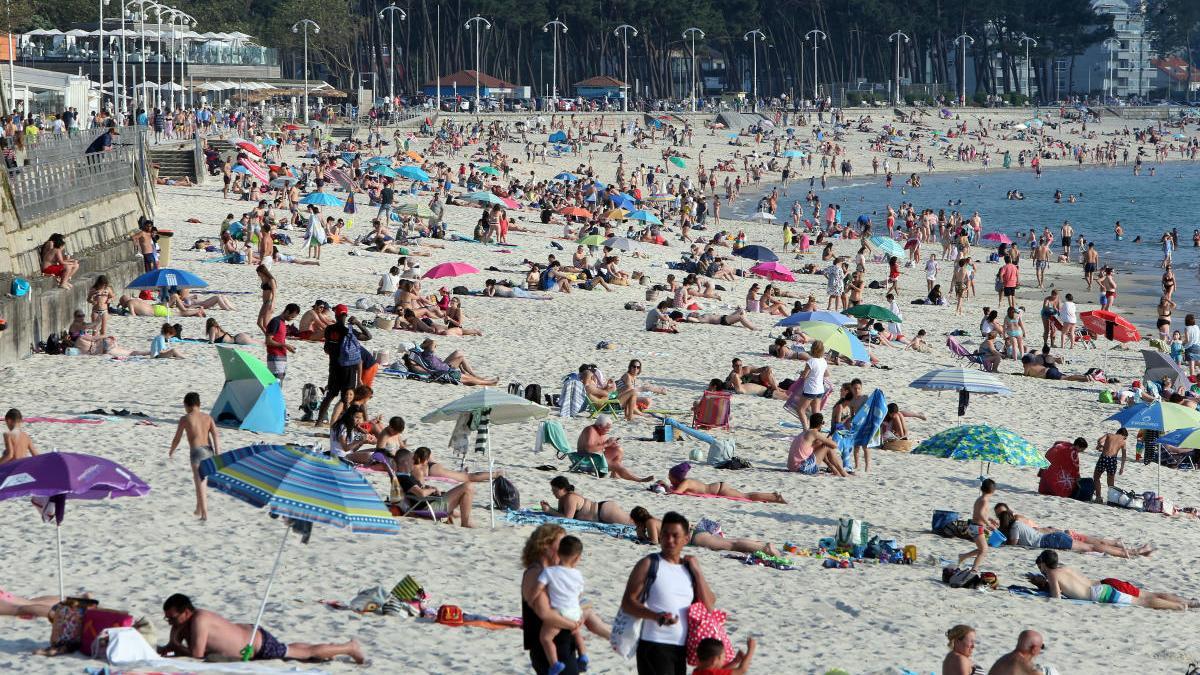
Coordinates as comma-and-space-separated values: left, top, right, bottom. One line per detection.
117, 294, 162, 317
768, 337, 809, 360
630, 506, 779, 557
1034, 550, 1197, 610
577, 416, 651, 482
661, 462, 786, 504
725, 357, 785, 398
685, 308, 757, 330
540, 476, 634, 525
159, 593, 365, 663
994, 503, 1153, 558
399, 308, 484, 336
413, 338, 498, 386
0, 588, 61, 619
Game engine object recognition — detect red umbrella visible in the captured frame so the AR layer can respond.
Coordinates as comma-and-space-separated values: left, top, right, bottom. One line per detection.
749, 261, 796, 282
982, 232, 1012, 244
236, 141, 263, 157
559, 206, 592, 219
281, 124, 301, 131
424, 262, 480, 279
1080, 309, 1141, 343
500, 196, 520, 209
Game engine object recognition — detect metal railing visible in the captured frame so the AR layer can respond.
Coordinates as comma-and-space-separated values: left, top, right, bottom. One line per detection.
6, 136, 142, 223
25, 126, 141, 167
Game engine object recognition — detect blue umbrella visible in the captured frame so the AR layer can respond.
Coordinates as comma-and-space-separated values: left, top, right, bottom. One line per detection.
365, 156, 392, 165
370, 166, 400, 179
776, 311, 855, 327
399, 165, 430, 182
127, 268, 208, 290
231, 164, 251, 174
733, 245, 778, 262
611, 194, 636, 210
554, 171, 578, 181
783, 149, 805, 158
299, 192, 345, 208
1105, 401, 1200, 432
464, 190, 505, 206
627, 210, 662, 225
339, 152, 357, 164
549, 131, 567, 143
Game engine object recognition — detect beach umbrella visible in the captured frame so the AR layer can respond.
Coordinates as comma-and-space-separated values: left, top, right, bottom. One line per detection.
669, 156, 686, 168
578, 235, 606, 247
1159, 426, 1200, 449
982, 232, 1012, 245
646, 193, 675, 203
790, 321, 869, 361
605, 208, 629, 220
424, 262, 480, 279
1080, 310, 1141, 344
1105, 401, 1200, 431
268, 177, 297, 189
343, 194, 357, 215
554, 172, 578, 181
371, 166, 400, 179
200, 444, 398, 660
748, 261, 795, 282
783, 149, 806, 158
910, 367, 1012, 416
464, 191, 505, 206
478, 165, 501, 176
776, 311, 855, 327
869, 236, 906, 258
914, 425, 1048, 477
398, 202, 435, 219
548, 131, 567, 143
843, 304, 902, 323
260, 138, 278, 147
406, 150, 425, 162
398, 166, 430, 182
499, 196, 521, 209
1142, 349, 1189, 385
733, 245, 778, 262
235, 141, 262, 157
748, 211, 776, 221
365, 156, 392, 166
0, 452, 149, 599
627, 210, 662, 225
299, 192, 345, 208
231, 164, 252, 175
611, 194, 636, 210
127, 268, 207, 290
603, 236, 633, 251
559, 206, 592, 219
422, 389, 549, 527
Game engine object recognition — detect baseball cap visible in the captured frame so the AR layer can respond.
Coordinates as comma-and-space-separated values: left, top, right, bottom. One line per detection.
333, 304, 349, 315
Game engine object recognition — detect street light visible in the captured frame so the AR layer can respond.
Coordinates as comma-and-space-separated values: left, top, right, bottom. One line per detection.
1018, 33, 1037, 101
98, 0, 112, 112
953, 33, 974, 106
805, 29, 826, 103
888, 30, 910, 106
743, 29, 765, 112
464, 15, 491, 113
291, 19, 320, 123
614, 23, 637, 112
1104, 37, 1120, 101
378, 2, 406, 114
682, 27, 704, 112
543, 18, 567, 104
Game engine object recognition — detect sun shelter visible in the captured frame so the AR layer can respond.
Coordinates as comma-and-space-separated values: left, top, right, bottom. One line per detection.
211, 346, 285, 435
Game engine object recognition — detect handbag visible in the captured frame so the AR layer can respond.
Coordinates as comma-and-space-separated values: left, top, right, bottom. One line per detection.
836, 517, 869, 550
610, 553, 667, 660
684, 602, 734, 667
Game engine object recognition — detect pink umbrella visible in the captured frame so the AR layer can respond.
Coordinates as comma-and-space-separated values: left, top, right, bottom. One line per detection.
424, 262, 480, 279
500, 196, 520, 209
749, 261, 796, 282
982, 232, 1012, 244
236, 140, 263, 157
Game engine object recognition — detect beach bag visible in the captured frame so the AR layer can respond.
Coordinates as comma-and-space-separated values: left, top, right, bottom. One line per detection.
1072, 477, 1095, 502
611, 554, 681, 660
338, 329, 363, 367
836, 517, 869, 550
10, 277, 29, 297
1144, 492, 1174, 514
435, 604, 464, 626
507, 382, 523, 396
931, 510, 960, 532
1098, 390, 1115, 404
523, 384, 542, 406
492, 475, 520, 510
1107, 487, 1143, 509
707, 439, 736, 466
944, 567, 983, 589
684, 602, 734, 667
49, 598, 97, 650
80, 608, 134, 656
101, 627, 157, 665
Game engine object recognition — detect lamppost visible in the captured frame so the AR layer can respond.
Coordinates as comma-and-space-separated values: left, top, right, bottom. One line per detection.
99, 0, 111, 112
888, 30, 910, 106
147, 2, 168, 110
160, 6, 192, 111
805, 28, 826, 103
953, 33, 974, 106
464, 15, 491, 113
378, 2, 406, 114
744, 29, 765, 112
1103, 37, 1120, 101
291, 19, 320, 123
543, 18, 567, 104
614, 23, 637, 112
1018, 33, 1037, 101
682, 27, 704, 112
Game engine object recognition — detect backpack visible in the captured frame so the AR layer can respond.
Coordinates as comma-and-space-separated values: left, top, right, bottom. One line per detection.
44, 332, 65, 355
492, 476, 520, 510
338, 329, 363, 367
523, 383, 542, 406
10, 277, 29, 297
507, 382, 524, 396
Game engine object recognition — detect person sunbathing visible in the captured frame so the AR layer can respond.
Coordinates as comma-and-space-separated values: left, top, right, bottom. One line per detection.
414, 338, 498, 386
1034, 550, 1196, 610
413, 445, 497, 483
118, 294, 162, 316
399, 308, 484, 336
576, 415, 651, 482
686, 308, 757, 330
684, 274, 722, 300
662, 462, 786, 503
994, 503, 1153, 557
768, 337, 809, 360
539, 475, 634, 524
297, 300, 334, 340
390, 449, 474, 527
788, 414, 850, 476
630, 506, 779, 556
205, 318, 259, 345
725, 357, 785, 398
70, 333, 133, 358
178, 288, 235, 310
0, 588, 62, 619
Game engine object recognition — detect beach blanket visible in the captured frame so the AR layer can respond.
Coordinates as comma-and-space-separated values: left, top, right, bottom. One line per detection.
85, 660, 329, 674
558, 374, 588, 418
201, 253, 239, 263
1006, 585, 1129, 607
25, 417, 104, 425
503, 509, 639, 542
416, 608, 521, 630
723, 552, 796, 570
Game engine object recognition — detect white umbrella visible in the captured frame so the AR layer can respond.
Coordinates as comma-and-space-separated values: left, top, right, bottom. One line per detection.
228, 31, 252, 41
64, 29, 90, 38
135, 81, 159, 90
25, 29, 51, 36
422, 389, 549, 527
159, 82, 185, 92
199, 32, 219, 39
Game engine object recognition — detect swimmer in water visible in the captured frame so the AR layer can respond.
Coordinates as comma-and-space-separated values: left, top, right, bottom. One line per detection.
1133, 235, 1143, 244
1115, 222, 1124, 240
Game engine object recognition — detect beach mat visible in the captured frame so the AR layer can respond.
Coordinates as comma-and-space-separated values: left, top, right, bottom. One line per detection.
503, 509, 638, 542
670, 490, 755, 503
1006, 585, 1129, 607
25, 417, 104, 425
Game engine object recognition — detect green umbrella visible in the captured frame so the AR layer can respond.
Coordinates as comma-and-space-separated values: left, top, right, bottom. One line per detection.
578, 235, 606, 246
844, 304, 902, 323
913, 424, 1048, 477
478, 165, 501, 176
669, 156, 686, 168
789, 321, 869, 361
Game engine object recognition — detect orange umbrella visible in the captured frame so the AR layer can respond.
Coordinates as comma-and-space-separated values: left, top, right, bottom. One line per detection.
559, 206, 592, 219
405, 150, 424, 162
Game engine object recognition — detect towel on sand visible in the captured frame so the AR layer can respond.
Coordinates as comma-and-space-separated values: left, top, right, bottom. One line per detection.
503, 509, 639, 542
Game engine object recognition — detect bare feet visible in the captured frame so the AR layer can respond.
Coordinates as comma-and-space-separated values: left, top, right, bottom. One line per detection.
774, 492, 787, 504
764, 543, 780, 556
347, 639, 366, 664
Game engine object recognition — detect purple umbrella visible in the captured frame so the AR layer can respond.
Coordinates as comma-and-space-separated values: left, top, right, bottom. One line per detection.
0, 452, 149, 598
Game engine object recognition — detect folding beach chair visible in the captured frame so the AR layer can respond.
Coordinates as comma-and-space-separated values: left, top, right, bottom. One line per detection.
691, 390, 732, 431
401, 349, 462, 385
382, 464, 446, 524
535, 420, 609, 477
946, 336, 993, 371
588, 392, 623, 418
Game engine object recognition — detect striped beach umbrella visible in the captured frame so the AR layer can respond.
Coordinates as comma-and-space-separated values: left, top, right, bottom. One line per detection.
869, 236, 905, 258
909, 368, 1012, 395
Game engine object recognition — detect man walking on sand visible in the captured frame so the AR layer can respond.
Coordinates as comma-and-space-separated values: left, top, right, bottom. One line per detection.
159, 594, 365, 663
1092, 427, 1127, 504
168, 392, 220, 521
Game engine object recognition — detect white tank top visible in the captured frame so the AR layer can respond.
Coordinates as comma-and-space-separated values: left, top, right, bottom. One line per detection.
639, 558, 694, 646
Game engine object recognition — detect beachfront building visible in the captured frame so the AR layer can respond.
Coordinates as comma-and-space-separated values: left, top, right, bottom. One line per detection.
0, 63, 95, 116
1068, 0, 1157, 98
666, 45, 728, 100
574, 76, 627, 101
422, 70, 519, 100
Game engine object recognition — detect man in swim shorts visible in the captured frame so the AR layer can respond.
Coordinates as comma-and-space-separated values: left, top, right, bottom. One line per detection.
160, 593, 366, 662
1034, 550, 1194, 610
1092, 428, 1128, 503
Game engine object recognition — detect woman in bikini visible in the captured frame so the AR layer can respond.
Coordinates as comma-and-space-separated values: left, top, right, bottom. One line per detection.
205, 318, 259, 345
630, 506, 779, 556
759, 285, 788, 316
373, 416, 408, 453
615, 359, 667, 421
539, 475, 633, 525
256, 265, 275, 333
768, 337, 809, 361
87, 275, 115, 335
412, 445, 497, 483
178, 287, 235, 311
399, 308, 483, 336
165, 290, 206, 318
662, 463, 786, 504
685, 308, 757, 330
1162, 264, 1176, 302
744, 284, 762, 313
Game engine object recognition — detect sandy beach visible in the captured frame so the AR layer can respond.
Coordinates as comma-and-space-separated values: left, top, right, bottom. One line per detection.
3, 105, 1199, 674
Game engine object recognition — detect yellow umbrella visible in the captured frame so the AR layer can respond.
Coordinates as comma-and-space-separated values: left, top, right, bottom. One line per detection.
605, 208, 629, 220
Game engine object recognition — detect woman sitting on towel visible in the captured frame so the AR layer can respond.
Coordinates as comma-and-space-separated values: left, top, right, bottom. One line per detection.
660, 462, 786, 504
539, 476, 634, 525
630, 506, 780, 557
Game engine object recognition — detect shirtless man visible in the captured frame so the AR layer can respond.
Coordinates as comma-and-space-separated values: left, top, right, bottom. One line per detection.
168, 392, 220, 521
1092, 427, 1128, 504
987, 629, 1044, 675
159, 593, 365, 663
1099, 266, 1118, 310
1, 408, 37, 463
787, 413, 849, 476
297, 300, 334, 340
725, 358, 785, 398
576, 415, 651, 483
1032, 240, 1050, 289
41, 234, 79, 289
958, 478, 998, 570
118, 294, 159, 316
1083, 243, 1099, 290
132, 222, 158, 273
1061, 220, 1073, 257
1034, 550, 1195, 610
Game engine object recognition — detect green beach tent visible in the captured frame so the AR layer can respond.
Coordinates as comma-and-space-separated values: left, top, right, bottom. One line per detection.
211, 347, 286, 435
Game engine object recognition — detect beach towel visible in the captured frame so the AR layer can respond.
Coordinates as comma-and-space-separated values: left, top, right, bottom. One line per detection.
534, 420, 573, 457
416, 608, 521, 630
503, 509, 639, 542
84, 659, 329, 673
1006, 585, 1129, 607
670, 490, 754, 503
558, 374, 588, 417
201, 253, 239, 263
833, 388, 887, 465
24, 417, 104, 425
722, 552, 796, 570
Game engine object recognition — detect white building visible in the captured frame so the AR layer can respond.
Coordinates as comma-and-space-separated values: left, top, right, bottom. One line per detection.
4, 64, 95, 115
1070, 0, 1157, 98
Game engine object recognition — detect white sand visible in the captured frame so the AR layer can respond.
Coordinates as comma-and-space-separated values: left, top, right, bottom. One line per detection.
3, 108, 1198, 674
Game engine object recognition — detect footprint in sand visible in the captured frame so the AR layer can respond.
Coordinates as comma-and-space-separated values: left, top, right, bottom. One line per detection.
833, 600, 860, 617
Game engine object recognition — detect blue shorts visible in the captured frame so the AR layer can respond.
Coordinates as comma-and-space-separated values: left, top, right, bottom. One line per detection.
796, 455, 819, 475
254, 628, 288, 660
802, 391, 824, 399
1041, 531, 1073, 550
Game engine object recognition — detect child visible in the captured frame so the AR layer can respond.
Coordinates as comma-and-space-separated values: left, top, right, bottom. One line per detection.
1171, 330, 1184, 365
168, 392, 221, 521
1, 408, 37, 464
537, 535, 590, 675
958, 478, 998, 571
694, 636, 757, 675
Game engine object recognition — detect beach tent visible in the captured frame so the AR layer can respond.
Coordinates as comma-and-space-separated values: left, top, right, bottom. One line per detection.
211, 347, 285, 435
548, 131, 567, 143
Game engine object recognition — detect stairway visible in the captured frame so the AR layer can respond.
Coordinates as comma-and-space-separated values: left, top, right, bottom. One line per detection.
148, 147, 198, 181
